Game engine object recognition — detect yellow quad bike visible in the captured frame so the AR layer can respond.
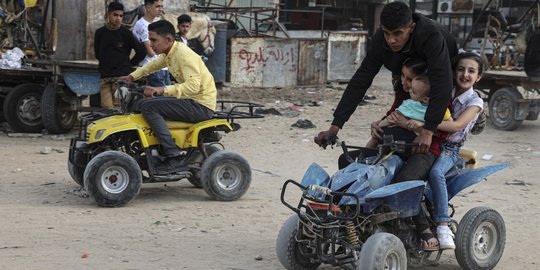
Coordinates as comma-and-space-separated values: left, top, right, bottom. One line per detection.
68, 82, 263, 207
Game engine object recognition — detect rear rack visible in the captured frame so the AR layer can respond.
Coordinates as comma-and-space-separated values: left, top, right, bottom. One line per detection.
213, 101, 264, 127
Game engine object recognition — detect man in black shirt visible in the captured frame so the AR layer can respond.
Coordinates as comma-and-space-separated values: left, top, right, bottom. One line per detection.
315, 2, 458, 153
314, 2, 458, 251
94, 2, 145, 108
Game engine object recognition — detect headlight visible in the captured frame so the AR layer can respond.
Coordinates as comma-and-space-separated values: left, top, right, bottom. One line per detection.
95, 129, 106, 140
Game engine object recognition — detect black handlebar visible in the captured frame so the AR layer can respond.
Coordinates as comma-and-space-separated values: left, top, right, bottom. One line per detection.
325, 135, 420, 165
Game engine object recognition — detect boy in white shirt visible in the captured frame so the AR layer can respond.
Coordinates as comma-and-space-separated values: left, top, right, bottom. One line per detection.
132, 0, 170, 87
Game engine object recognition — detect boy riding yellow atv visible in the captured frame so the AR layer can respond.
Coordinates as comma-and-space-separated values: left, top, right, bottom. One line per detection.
68, 20, 262, 207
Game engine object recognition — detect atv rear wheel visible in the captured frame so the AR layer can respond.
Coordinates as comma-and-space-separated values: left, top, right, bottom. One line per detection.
358, 232, 407, 270
276, 214, 320, 270
186, 144, 222, 188
84, 151, 142, 207
455, 206, 506, 270
200, 150, 251, 201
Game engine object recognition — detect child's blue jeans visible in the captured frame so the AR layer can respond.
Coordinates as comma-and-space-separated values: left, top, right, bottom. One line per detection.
147, 70, 171, 87
429, 143, 461, 223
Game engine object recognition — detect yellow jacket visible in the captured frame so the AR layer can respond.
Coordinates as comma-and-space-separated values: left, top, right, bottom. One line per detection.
130, 42, 216, 111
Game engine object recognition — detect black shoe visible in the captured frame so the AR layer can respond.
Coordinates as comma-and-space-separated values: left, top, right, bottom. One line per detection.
156, 157, 188, 174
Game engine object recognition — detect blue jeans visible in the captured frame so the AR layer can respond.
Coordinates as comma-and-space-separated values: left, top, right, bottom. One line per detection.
429, 143, 461, 223
146, 70, 171, 87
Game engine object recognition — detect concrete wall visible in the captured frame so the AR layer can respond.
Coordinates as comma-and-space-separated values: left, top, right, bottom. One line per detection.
230, 38, 298, 87
229, 31, 367, 87
327, 31, 367, 82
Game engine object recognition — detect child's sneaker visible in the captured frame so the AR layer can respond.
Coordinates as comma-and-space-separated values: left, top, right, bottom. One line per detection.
437, 226, 456, 250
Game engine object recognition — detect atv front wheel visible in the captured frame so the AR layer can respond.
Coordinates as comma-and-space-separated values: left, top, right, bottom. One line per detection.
186, 144, 222, 188
276, 214, 320, 270
358, 232, 407, 270
200, 150, 251, 201
455, 206, 506, 270
84, 151, 142, 207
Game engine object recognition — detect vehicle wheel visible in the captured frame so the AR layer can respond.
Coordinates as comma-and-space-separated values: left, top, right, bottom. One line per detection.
41, 84, 77, 134
276, 214, 320, 270
68, 160, 85, 186
489, 87, 523, 131
357, 232, 407, 270
3, 83, 44, 133
200, 150, 251, 201
455, 207, 506, 270
186, 144, 222, 188
84, 151, 142, 207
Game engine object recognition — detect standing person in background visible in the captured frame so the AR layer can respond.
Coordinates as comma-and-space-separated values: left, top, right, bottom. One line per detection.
176, 14, 192, 45
176, 13, 209, 62
94, 2, 145, 108
132, 0, 171, 87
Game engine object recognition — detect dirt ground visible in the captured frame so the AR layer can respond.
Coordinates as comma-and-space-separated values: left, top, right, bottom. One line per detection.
1, 70, 539, 270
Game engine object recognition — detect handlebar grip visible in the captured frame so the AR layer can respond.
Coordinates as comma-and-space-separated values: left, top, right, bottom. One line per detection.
320, 134, 338, 149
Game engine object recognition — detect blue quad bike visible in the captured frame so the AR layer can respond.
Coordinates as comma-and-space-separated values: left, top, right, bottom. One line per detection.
276, 136, 507, 270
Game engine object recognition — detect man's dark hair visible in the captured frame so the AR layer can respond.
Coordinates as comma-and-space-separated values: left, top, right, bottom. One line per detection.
107, 2, 124, 13
380, 2, 413, 30
177, 14, 192, 25
144, 0, 159, 6
148, 20, 176, 38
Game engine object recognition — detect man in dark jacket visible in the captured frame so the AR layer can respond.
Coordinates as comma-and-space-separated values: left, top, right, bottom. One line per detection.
315, 2, 457, 152
314, 2, 458, 251
94, 2, 146, 108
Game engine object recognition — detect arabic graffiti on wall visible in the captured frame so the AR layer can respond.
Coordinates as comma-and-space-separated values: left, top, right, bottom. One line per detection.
231, 38, 298, 87
238, 45, 296, 72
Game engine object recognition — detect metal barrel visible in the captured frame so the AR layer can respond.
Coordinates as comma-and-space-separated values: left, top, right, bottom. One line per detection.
206, 25, 227, 83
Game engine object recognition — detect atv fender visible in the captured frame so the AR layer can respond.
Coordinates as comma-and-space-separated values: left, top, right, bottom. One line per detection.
363, 180, 425, 218
424, 163, 508, 202
298, 162, 331, 200
87, 114, 151, 145
183, 119, 232, 148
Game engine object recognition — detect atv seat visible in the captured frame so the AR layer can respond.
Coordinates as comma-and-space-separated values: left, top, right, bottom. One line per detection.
166, 121, 193, 129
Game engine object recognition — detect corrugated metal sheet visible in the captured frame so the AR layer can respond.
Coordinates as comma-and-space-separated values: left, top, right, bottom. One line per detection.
230, 37, 298, 87
298, 40, 327, 85
327, 31, 368, 82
